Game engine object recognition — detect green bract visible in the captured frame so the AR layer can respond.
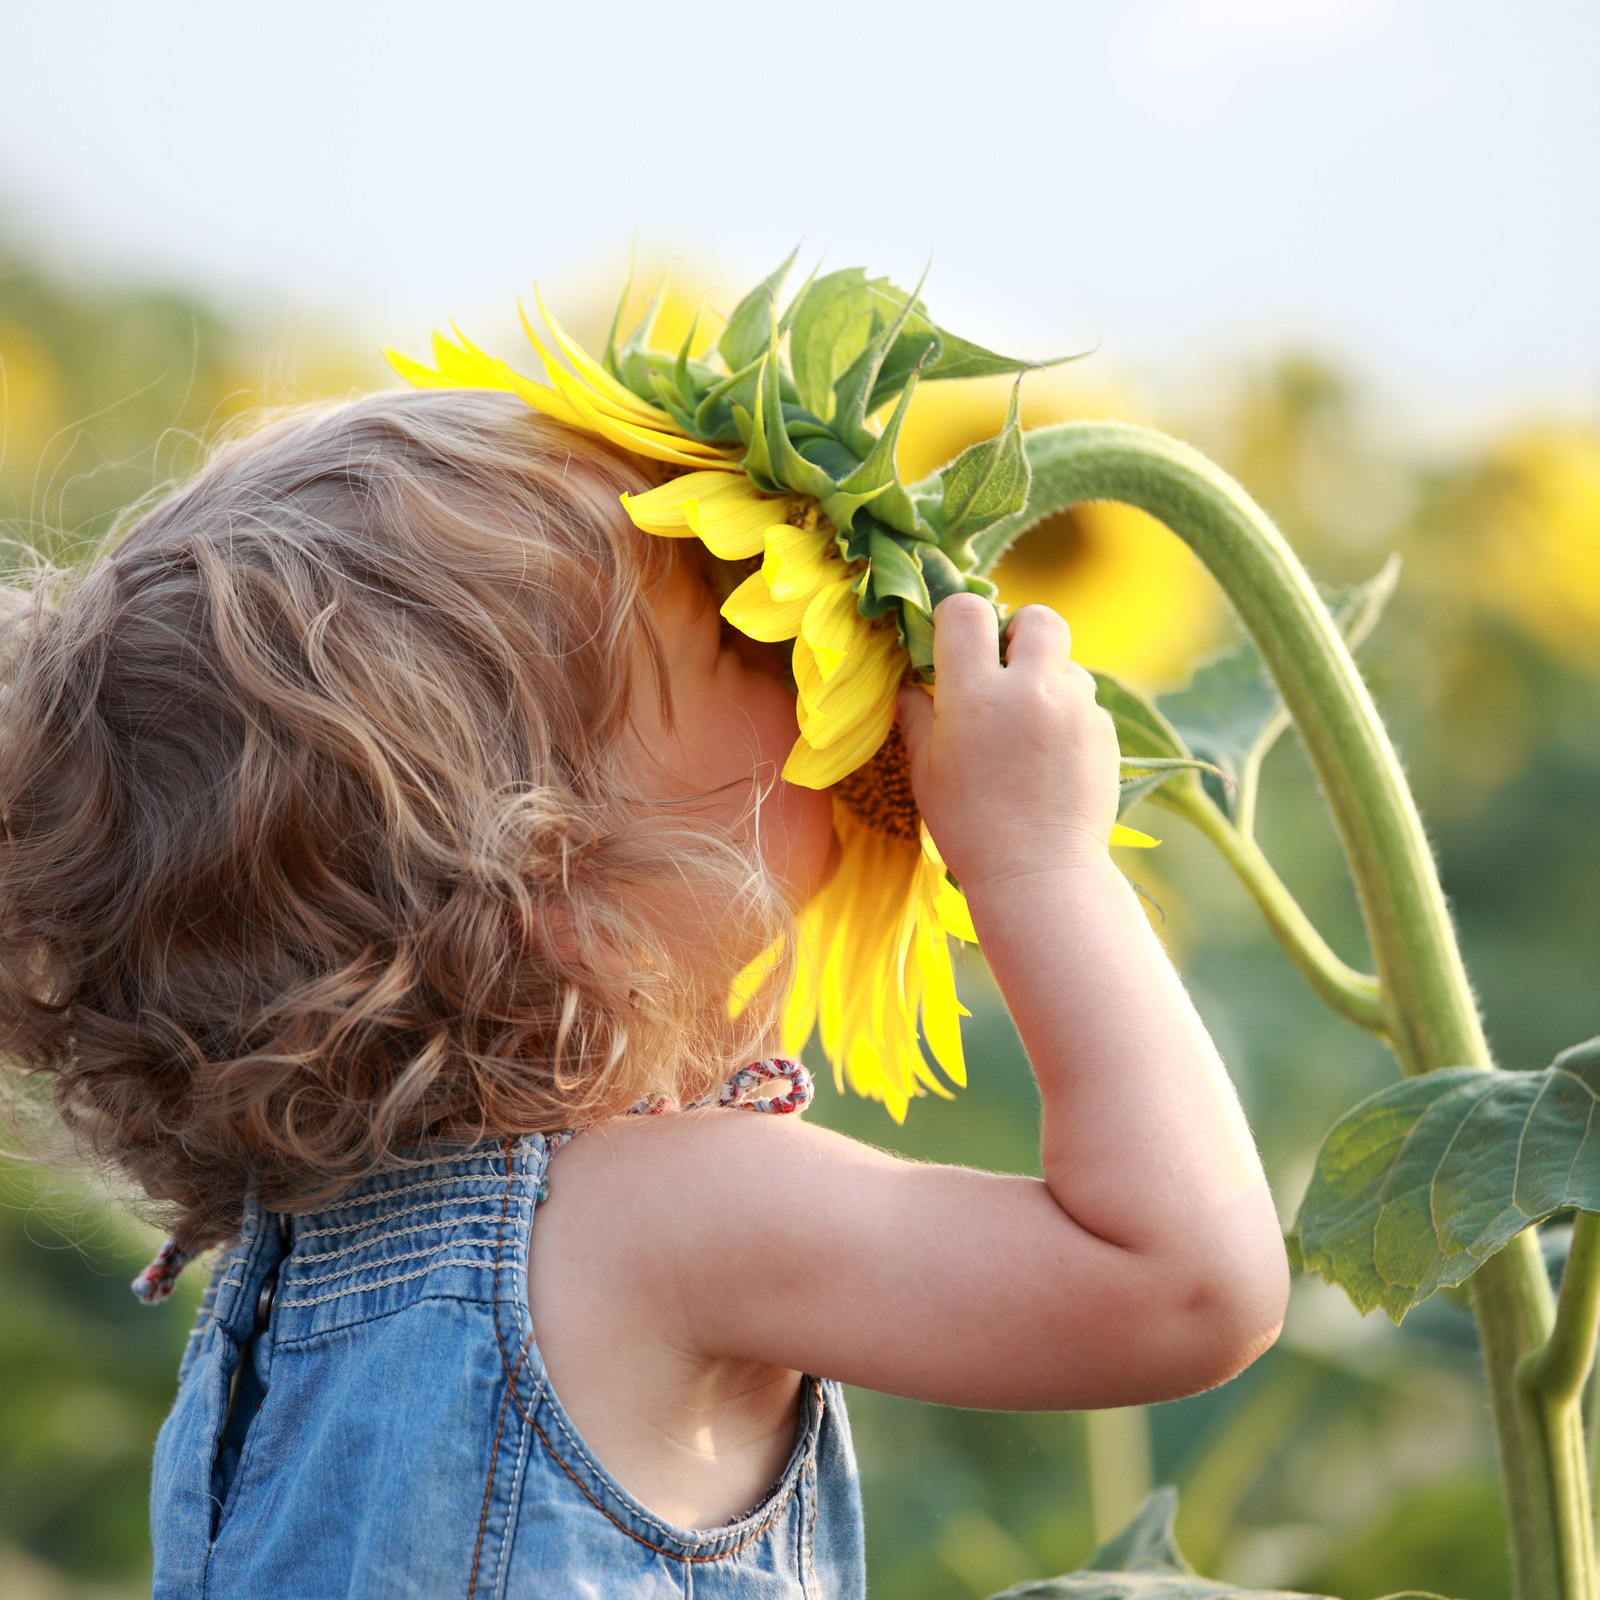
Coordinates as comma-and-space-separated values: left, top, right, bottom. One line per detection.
603, 254, 1079, 672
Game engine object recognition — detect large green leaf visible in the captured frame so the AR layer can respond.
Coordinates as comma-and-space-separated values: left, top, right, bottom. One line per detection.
1291, 1037, 1600, 1320
984, 1489, 1333, 1600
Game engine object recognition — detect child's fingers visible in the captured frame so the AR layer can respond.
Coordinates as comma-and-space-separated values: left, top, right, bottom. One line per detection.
931, 593, 1002, 688
895, 684, 935, 771
1003, 605, 1074, 674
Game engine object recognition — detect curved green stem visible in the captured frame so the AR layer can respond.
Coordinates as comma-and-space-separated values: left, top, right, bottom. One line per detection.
1529, 1217, 1600, 1408
1152, 779, 1384, 1034
1518, 1215, 1600, 1600
992, 421, 1578, 1600
987, 422, 1486, 1078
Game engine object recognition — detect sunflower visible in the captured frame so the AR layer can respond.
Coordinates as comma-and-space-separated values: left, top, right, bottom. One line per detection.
388, 258, 1152, 1118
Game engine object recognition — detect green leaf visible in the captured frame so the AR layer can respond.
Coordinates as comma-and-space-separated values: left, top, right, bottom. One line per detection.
1291, 1036, 1600, 1321
1118, 757, 1223, 814
866, 528, 931, 615
936, 382, 1032, 562
1156, 647, 1281, 803
1092, 672, 1192, 764
1156, 555, 1401, 815
718, 249, 796, 373
788, 269, 880, 422
983, 1490, 1332, 1600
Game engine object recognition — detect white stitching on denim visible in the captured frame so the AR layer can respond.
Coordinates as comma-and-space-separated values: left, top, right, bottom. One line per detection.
296, 1190, 506, 1241
275, 1255, 514, 1308
294, 1212, 504, 1262
300, 1166, 513, 1220
491, 1411, 530, 1600
285, 1238, 503, 1289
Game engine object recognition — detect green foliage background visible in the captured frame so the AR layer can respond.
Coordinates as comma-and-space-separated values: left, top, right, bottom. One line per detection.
1, 242, 1596, 1599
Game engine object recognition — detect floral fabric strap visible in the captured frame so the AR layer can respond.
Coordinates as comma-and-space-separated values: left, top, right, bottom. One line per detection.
132, 1235, 196, 1306
133, 1059, 814, 1298
539, 1057, 812, 1198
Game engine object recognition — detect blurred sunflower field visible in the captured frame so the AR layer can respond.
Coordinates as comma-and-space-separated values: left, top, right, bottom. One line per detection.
2, 247, 1599, 1600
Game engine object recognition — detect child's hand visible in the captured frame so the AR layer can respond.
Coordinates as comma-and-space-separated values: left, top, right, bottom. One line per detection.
896, 596, 1120, 890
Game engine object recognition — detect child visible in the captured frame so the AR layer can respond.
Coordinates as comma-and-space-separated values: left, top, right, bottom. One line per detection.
0, 388, 1287, 1599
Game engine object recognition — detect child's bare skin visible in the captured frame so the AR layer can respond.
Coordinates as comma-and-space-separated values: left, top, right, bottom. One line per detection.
530, 578, 1289, 1530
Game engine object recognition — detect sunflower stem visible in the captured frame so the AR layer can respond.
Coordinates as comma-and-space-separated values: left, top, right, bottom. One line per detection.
991, 420, 1580, 1600
1150, 778, 1383, 1034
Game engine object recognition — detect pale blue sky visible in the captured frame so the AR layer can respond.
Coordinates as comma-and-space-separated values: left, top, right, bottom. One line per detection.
4, 0, 1597, 433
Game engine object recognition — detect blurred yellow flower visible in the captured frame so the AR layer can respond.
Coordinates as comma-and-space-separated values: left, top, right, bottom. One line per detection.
0, 322, 66, 480
1458, 429, 1600, 670
897, 375, 1224, 688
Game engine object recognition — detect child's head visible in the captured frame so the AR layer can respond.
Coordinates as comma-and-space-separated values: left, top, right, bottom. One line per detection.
0, 388, 798, 1246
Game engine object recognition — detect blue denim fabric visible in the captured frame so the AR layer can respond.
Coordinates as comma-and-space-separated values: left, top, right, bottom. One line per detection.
151, 1135, 866, 1599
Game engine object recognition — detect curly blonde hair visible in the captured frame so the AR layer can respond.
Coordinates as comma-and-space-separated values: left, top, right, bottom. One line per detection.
0, 389, 791, 1248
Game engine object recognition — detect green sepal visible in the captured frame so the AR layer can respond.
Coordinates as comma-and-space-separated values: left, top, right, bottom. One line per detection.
918, 545, 976, 610
819, 363, 921, 537
829, 269, 936, 457
731, 382, 781, 495
671, 301, 706, 410
795, 434, 865, 481
934, 380, 1031, 566
901, 603, 936, 674
718, 248, 795, 373
758, 314, 838, 500
615, 274, 672, 401
646, 371, 700, 436
923, 328, 1074, 386
694, 357, 763, 441
601, 254, 637, 381
821, 362, 927, 537
866, 528, 932, 616
788, 269, 882, 423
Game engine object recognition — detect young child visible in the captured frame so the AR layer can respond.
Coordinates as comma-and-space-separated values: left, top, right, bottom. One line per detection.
0, 388, 1287, 1599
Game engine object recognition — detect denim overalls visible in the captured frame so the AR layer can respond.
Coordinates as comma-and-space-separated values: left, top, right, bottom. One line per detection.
149, 1133, 866, 1598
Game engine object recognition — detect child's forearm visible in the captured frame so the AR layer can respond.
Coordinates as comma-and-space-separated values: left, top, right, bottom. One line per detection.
968, 854, 1268, 1241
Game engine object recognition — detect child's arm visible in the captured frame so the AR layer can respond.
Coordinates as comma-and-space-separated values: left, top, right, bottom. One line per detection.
542, 596, 1288, 1412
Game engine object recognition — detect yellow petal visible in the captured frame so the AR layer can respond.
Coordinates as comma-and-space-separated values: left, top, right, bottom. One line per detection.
525, 286, 676, 428
542, 359, 730, 468
783, 713, 894, 788
915, 915, 969, 1088
932, 877, 977, 943
728, 936, 784, 1020
800, 579, 871, 684
792, 628, 902, 754
722, 571, 810, 642
1111, 822, 1160, 848
781, 919, 819, 1059
621, 471, 742, 535
685, 499, 786, 561
763, 526, 840, 603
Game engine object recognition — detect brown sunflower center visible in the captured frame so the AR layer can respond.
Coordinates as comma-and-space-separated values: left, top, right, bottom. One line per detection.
835, 723, 921, 843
